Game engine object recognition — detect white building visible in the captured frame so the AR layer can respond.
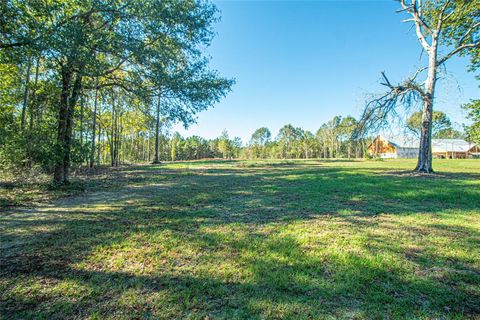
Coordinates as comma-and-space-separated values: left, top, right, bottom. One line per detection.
432, 139, 480, 159
368, 135, 479, 159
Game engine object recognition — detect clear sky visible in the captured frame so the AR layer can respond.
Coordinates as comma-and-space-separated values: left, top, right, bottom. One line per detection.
174, 0, 479, 143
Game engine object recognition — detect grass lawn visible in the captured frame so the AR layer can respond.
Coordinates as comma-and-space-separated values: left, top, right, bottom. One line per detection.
1, 159, 480, 319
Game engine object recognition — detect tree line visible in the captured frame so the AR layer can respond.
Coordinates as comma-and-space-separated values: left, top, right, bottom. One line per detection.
245, 117, 366, 160
147, 109, 469, 162
148, 117, 367, 162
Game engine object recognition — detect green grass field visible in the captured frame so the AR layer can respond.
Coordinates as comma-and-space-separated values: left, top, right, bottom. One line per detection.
1, 159, 480, 319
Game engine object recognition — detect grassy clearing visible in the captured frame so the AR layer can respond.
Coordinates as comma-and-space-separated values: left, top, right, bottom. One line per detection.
1, 159, 479, 319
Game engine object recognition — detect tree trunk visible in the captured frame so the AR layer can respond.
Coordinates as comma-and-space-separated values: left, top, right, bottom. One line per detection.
28, 58, 40, 133
335, 138, 339, 159
147, 131, 151, 162
415, 42, 438, 174
142, 133, 146, 161
53, 66, 73, 184
54, 64, 83, 184
21, 61, 32, 131
325, 140, 328, 158
26, 58, 40, 167
79, 94, 84, 164
153, 94, 161, 163
110, 94, 116, 167
116, 112, 122, 166
63, 78, 77, 181
89, 79, 99, 168
415, 95, 434, 173
97, 125, 102, 165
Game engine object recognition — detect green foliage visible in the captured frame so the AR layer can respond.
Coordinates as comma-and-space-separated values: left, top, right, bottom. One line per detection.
434, 0, 480, 74
406, 111, 463, 138
276, 124, 304, 159
249, 127, 271, 159
463, 99, 480, 143
242, 116, 369, 160
217, 129, 238, 159
0, 0, 233, 179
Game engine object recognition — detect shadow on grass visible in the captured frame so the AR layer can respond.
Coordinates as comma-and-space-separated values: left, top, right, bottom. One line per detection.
1, 160, 479, 318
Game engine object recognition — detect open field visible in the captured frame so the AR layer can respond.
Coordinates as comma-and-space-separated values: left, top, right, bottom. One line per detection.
1, 159, 480, 319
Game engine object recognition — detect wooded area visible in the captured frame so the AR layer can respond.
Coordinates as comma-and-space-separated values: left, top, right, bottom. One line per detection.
0, 0, 234, 183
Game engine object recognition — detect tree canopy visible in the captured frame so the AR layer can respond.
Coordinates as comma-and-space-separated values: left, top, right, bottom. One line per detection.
463, 100, 480, 144
406, 111, 463, 139
0, 0, 233, 182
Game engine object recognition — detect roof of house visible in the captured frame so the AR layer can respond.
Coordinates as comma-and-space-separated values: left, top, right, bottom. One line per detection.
388, 136, 419, 149
431, 139, 477, 153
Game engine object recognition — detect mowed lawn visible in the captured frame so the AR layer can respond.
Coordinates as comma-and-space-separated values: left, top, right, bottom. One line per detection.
1, 159, 480, 319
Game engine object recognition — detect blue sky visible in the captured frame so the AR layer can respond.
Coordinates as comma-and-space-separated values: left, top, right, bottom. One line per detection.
174, 0, 479, 143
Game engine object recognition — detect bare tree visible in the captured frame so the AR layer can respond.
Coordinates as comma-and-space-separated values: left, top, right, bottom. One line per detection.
358, 0, 479, 173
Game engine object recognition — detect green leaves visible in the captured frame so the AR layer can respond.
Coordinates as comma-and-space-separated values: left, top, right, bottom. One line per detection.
405, 111, 460, 139
0, 0, 233, 176
463, 100, 480, 143
426, 0, 480, 73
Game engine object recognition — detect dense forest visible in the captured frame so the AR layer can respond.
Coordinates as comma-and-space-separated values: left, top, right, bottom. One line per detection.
0, 0, 234, 183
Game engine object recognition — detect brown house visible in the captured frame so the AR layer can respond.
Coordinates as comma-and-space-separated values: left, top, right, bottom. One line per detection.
368, 136, 418, 159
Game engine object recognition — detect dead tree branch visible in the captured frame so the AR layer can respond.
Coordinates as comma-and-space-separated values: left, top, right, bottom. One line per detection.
355, 73, 423, 139
399, 0, 432, 51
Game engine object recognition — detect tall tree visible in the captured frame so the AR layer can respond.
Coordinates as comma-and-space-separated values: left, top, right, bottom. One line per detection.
301, 130, 316, 159
153, 94, 162, 164
1, 0, 233, 183
338, 116, 357, 159
406, 111, 453, 138
358, 0, 479, 173
89, 80, 99, 168
326, 116, 342, 158
277, 124, 302, 159
218, 129, 231, 159
316, 124, 329, 159
250, 127, 271, 159
463, 99, 480, 144
147, 59, 233, 164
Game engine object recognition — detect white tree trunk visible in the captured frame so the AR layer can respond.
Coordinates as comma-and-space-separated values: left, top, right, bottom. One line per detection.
415, 39, 438, 173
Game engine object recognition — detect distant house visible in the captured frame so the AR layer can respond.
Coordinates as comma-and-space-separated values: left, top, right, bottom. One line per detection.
368, 136, 418, 159
432, 139, 480, 159
368, 135, 479, 159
